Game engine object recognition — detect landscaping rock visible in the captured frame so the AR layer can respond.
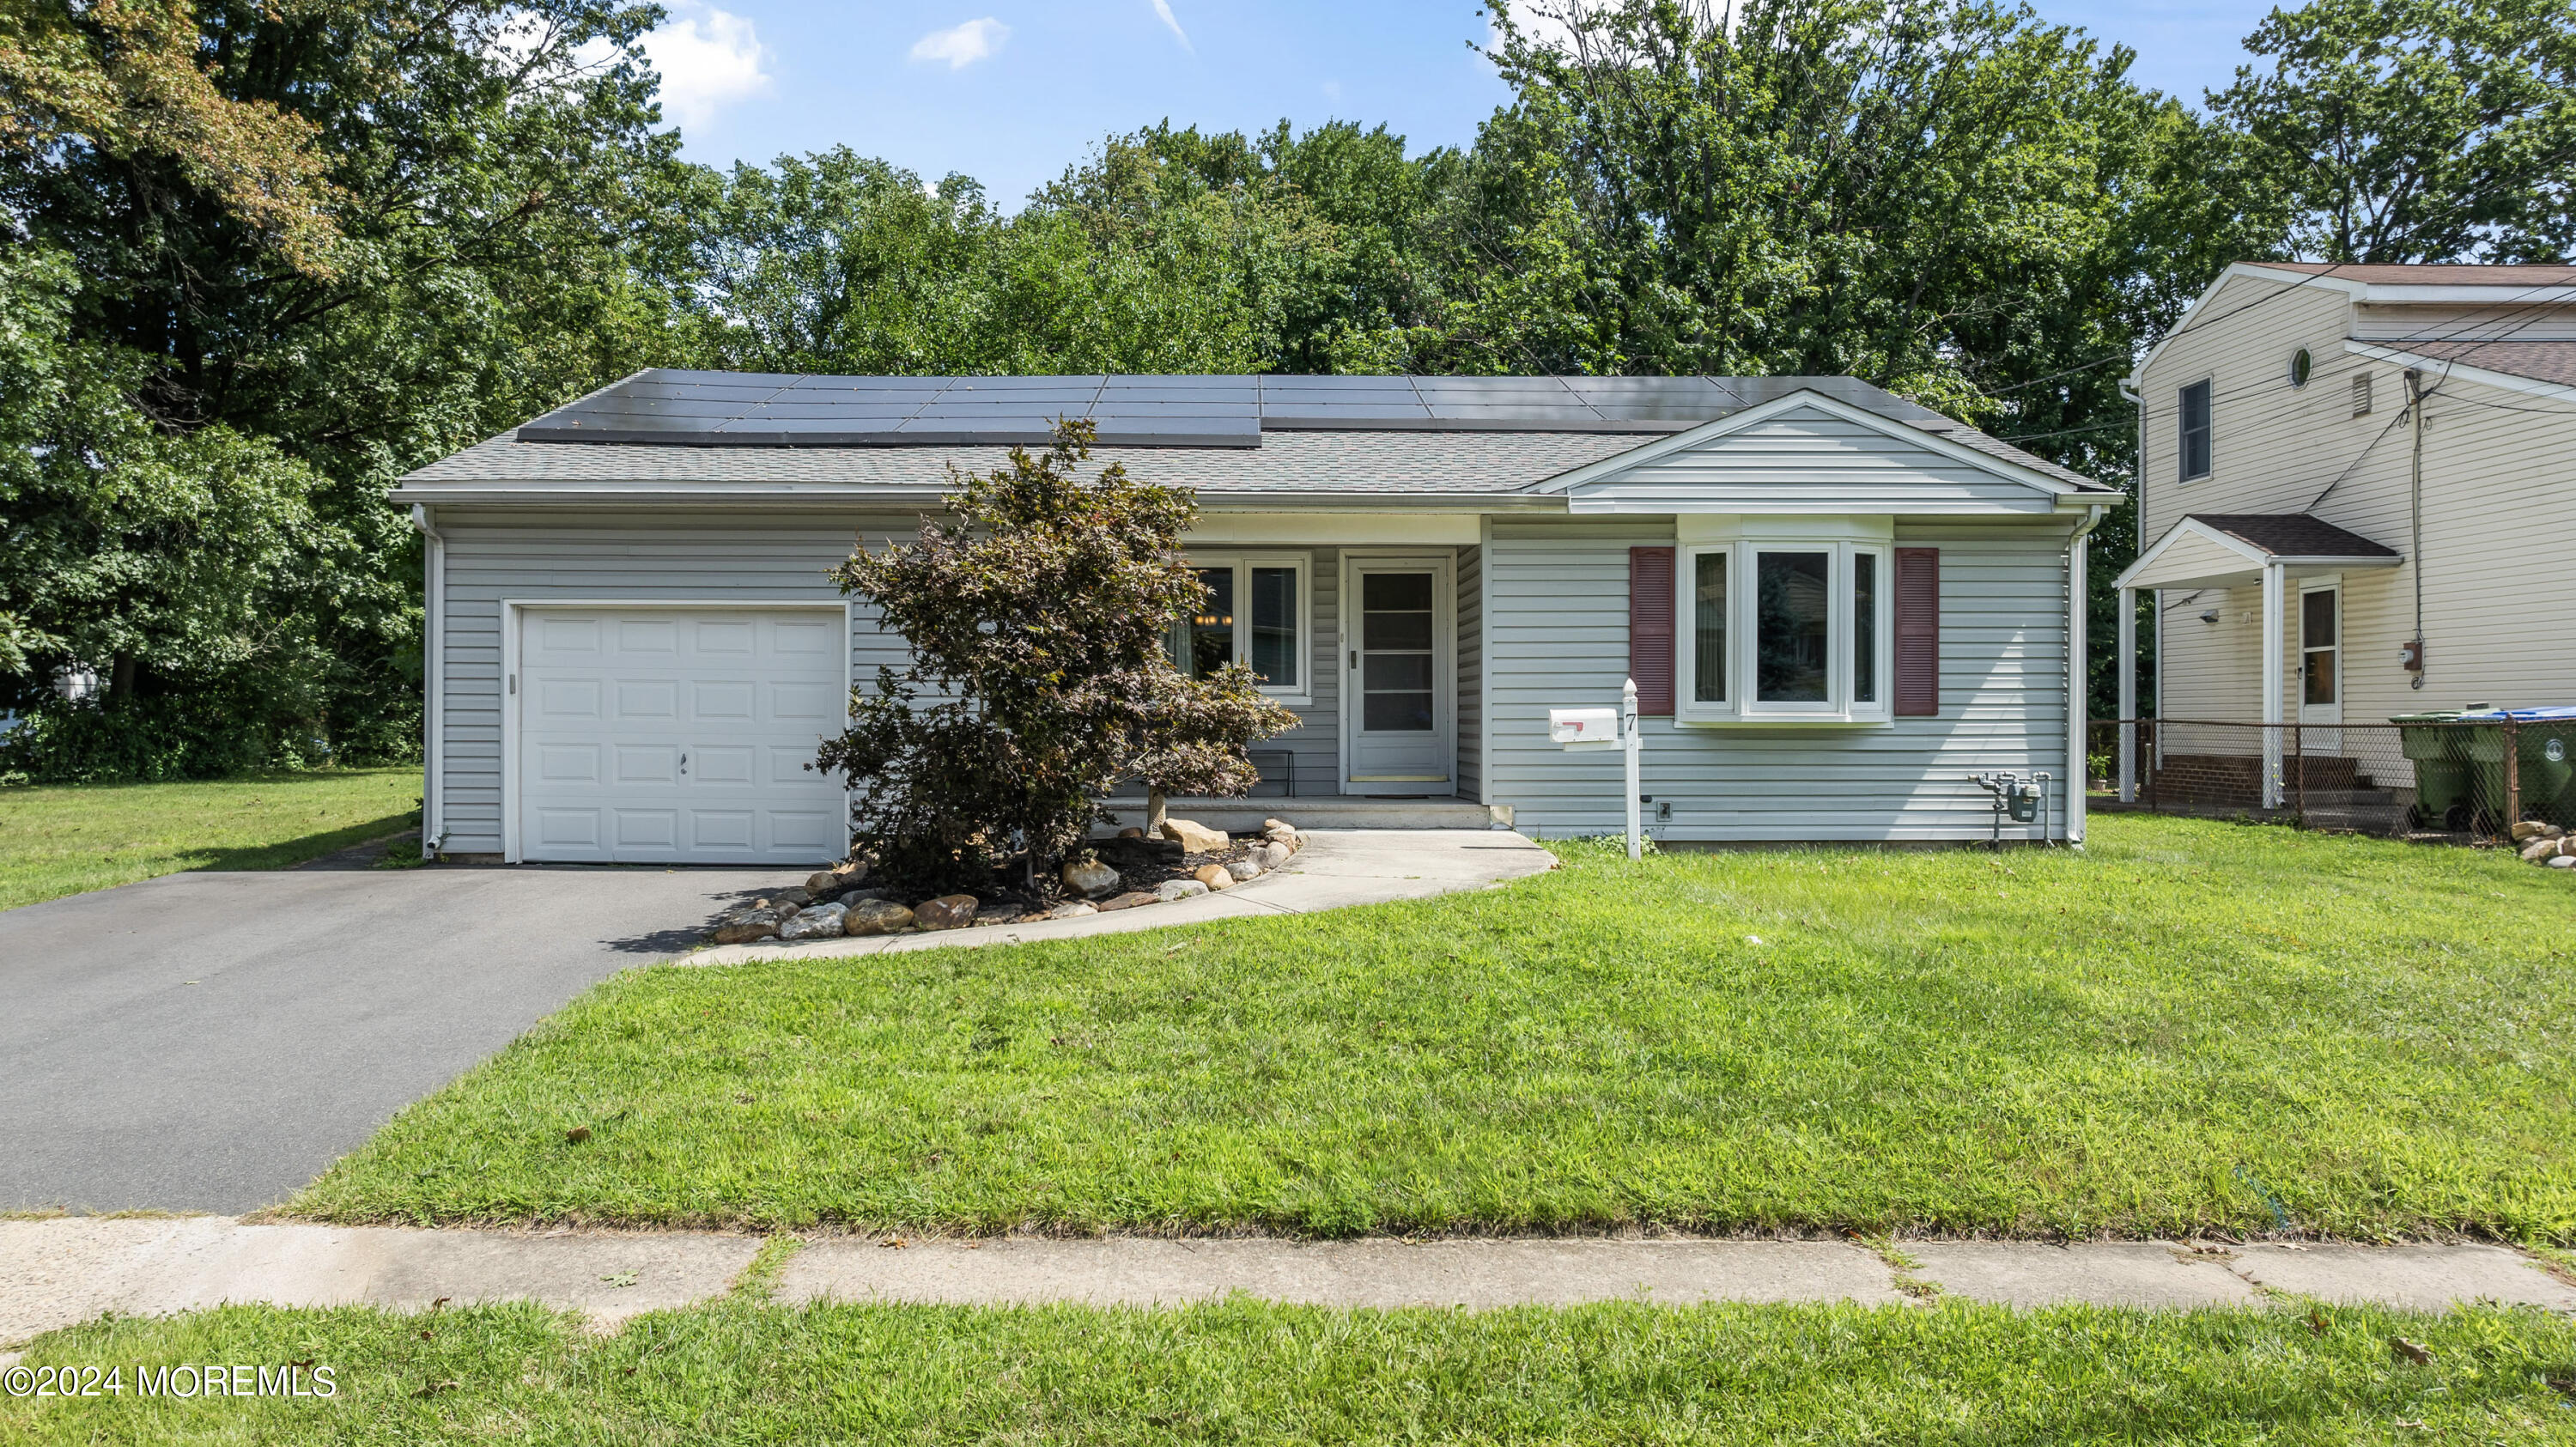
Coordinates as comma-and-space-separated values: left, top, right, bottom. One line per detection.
779, 903, 848, 940
1192, 863, 1234, 891
710, 909, 786, 945
1160, 818, 1230, 854
1225, 858, 1263, 882
1118, 827, 1145, 838
974, 901, 1026, 927
2550, 854, 2576, 870
2523, 836, 2563, 861
1250, 841, 1291, 872
1154, 879, 1208, 903
775, 885, 812, 908
2511, 820, 2564, 842
844, 899, 914, 934
804, 871, 841, 896
1044, 901, 1098, 920
915, 894, 980, 931
1062, 857, 1122, 897
838, 888, 896, 907
835, 860, 871, 885
1098, 891, 1157, 912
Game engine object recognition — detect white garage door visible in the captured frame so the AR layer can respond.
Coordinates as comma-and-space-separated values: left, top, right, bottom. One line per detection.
516, 607, 847, 864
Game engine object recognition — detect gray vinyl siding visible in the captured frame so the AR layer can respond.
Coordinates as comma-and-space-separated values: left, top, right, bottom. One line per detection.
1570, 404, 2060, 514
431, 508, 899, 856
431, 512, 1355, 849
1455, 544, 1483, 801
1484, 517, 2077, 841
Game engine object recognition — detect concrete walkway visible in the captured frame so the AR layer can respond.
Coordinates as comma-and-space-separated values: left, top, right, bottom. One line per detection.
5, 1219, 2569, 1346
684, 830, 1558, 966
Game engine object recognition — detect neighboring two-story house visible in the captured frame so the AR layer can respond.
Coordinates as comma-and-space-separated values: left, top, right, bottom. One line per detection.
2115, 262, 2576, 811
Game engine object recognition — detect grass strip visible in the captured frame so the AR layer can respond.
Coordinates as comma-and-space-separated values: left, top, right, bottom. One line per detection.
292, 814, 2576, 1240
6, 1298, 2573, 1444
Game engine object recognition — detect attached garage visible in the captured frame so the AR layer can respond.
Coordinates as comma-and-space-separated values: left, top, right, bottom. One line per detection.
505, 604, 849, 864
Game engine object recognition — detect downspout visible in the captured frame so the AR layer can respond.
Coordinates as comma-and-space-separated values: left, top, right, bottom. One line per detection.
2404, 368, 2426, 690
2067, 503, 2106, 844
410, 505, 445, 855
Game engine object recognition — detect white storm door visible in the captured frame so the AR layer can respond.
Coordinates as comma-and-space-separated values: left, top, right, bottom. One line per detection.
1341, 559, 1454, 795
516, 606, 846, 864
2298, 581, 2342, 752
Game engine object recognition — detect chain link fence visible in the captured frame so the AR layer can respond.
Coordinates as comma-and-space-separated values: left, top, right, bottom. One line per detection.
2087, 717, 2576, 841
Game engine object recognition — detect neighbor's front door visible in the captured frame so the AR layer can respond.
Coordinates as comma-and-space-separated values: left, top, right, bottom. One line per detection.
1342, 558, 1454, 795
2299, 580, 2342, 751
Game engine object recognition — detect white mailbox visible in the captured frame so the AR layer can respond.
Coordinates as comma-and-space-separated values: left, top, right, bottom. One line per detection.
1549, 706, 1621, 750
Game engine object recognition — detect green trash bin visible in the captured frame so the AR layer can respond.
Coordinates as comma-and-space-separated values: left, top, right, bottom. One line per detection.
2459, 707, 2576, 828
2391, 711, 2473, 830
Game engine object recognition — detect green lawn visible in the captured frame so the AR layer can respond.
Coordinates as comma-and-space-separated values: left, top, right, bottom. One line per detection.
291, 814, 2576, 1240
7, 1298, 2573, 1444
0, 769, 422, 910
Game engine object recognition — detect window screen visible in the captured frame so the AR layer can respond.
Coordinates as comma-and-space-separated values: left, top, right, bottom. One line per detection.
1851, 550, 1878, 704
1181, 567, 1233, 679
2178, 380, 2213, 480
1249, 566, 1297, 688
1756, 551, 1832, 702
1692, 550, 1727, 703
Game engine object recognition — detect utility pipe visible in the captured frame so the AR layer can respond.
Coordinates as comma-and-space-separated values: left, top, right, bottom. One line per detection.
410, 505, 445, 855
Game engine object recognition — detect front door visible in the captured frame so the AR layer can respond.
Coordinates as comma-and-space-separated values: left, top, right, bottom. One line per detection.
1342, 558, 1454, 795
2299, 581, 2342, 751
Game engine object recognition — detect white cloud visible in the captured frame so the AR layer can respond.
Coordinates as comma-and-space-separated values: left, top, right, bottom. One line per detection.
1150, 0, 1194, 52
910, 16, 1010, 69
1321, 78, 1342, 104
643, 3, 771, 130
1487, 0, 1585, 54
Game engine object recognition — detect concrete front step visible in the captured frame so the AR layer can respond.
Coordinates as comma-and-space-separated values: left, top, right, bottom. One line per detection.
1098, 797, 1498, 832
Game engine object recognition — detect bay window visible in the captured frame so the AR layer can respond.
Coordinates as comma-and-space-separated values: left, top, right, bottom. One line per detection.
1171, 554, 1311, 703
1674, 524, 1892, 724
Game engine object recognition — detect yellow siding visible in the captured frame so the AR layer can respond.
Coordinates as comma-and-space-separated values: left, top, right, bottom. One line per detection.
2136, 274, 2576, 725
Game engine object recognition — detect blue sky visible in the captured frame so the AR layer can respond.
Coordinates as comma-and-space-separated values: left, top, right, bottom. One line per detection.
642, 0, 2281, 205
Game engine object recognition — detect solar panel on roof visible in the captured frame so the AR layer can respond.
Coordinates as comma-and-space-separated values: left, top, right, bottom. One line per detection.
512, 368, 1941, 447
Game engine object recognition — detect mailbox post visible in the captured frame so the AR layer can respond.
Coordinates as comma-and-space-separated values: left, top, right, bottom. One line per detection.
1622, 678, 1643, 860
1547, 679, 1644, 860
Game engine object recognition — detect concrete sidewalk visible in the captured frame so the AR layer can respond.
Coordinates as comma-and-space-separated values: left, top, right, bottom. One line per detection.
684, 830, 1559, 966
6, 1218, 2569, 1346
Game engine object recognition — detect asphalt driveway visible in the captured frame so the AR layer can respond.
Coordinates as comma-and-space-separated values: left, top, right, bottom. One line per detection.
0, 860, 781, 1213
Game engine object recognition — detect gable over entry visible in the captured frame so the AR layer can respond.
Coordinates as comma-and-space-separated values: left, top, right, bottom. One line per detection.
2111, 513, 2403, 809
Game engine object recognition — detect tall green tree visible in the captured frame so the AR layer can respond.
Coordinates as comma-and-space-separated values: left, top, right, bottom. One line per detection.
1, 0, 706, 773
2211, 0, 2576, 263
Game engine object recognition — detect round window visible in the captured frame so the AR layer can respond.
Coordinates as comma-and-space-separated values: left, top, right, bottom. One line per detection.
2288, 348, 2312, 386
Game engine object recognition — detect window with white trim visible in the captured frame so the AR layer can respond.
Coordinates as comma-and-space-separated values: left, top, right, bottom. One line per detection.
1676, 539, 1891, 723
1170, 554, 1312, 703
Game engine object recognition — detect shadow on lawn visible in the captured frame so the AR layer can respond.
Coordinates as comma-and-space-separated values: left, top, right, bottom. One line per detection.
183, 810, 422, 872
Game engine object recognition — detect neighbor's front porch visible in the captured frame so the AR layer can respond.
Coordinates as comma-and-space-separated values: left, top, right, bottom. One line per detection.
2111, 512, 2403, 807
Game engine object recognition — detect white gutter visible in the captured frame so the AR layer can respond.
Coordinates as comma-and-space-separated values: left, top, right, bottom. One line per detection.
2067, 504, 2107, 844
409, 505, 445, 856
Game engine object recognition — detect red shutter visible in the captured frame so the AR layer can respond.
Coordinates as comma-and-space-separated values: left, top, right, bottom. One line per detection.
1629, 546, 1675, 715
1894, 546, 1940, 717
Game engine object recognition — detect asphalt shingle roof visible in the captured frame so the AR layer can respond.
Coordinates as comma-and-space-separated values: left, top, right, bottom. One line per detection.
2190, 513, 2402, 559
393, 371, 2117, 499
2369, 337, 2576, 390
399, 428, 1651, 495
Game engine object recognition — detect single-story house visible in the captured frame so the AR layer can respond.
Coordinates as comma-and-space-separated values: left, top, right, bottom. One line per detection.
391, 372, 2116, 863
